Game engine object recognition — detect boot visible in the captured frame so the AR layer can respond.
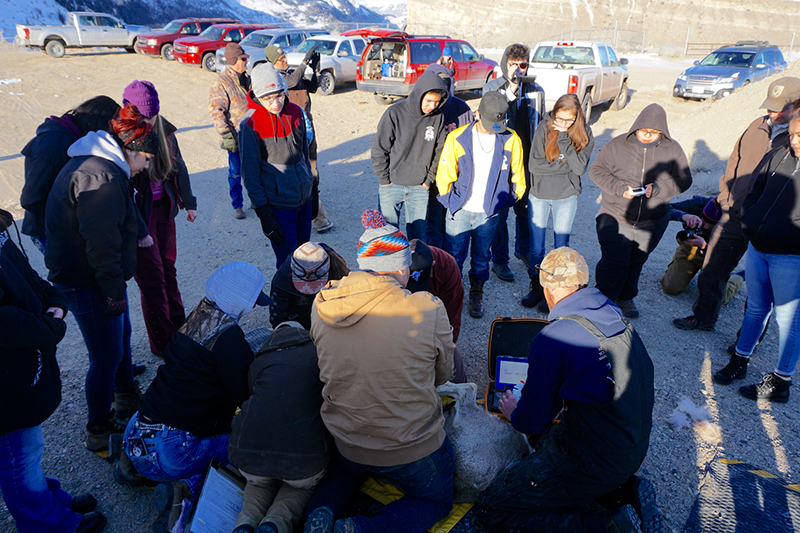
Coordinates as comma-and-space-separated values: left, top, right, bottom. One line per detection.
713, 354, 748, 384
468, 276, 485, 318
113, 380, 141, 425
521, 277, 544, 308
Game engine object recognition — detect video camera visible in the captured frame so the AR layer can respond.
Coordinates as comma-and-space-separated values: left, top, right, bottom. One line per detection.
677, 224, 700, 242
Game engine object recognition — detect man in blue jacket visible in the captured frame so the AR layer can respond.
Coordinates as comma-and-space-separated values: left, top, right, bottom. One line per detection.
477, 247, 656, 533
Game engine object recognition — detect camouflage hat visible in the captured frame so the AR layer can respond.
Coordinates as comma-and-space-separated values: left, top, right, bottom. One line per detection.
538, 247, 589, 289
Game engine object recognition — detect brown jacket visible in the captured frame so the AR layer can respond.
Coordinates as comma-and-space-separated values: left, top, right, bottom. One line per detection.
208, 67, 251, 142
310, 271, 454, 467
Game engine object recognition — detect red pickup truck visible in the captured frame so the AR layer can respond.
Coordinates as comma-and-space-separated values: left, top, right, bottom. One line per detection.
135, 18, 238, 61
173, 23, 274, 71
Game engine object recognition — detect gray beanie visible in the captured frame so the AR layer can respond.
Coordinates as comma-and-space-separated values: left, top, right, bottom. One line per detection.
356, 210, 411, 272
251, 62, 287, 98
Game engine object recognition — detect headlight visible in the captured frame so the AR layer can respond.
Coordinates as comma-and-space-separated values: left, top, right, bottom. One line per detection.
718, 73, 740, 83
147, 38, 157, 45
188, 46, 198, 54
678, 73, 687, 81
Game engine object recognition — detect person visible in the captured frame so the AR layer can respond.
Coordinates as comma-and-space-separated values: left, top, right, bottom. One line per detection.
522, 93, 594, 311
229, 321, 330, 533
20, 95, 120, 253
476, 247, 655, 533
371, 69, 449, 242
268, 241, 349, 330
45, 105, 158, 451
435, 91, 525, 318
674, 77, 800, 331
209, 42, 252, 220
303, 209, 455, 533
483, 43, 546, 283
0, 209, 106, 533
121, 262, 269, 532
589, 103, 692, 318
435, 46, 457, 82
122, 80, 198, 357
241, 62, 315, 269
423, 63, 474, 249
264, 44, 333, 234
712, 113, 800, 401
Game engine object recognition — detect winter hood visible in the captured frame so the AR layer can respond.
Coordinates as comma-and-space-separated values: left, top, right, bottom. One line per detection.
625, 103, 674, 146
406, 69, 449, 118
67, 130, 131, 177
549, 287, 626, 338
313, 271, 402, 328
257, 325, 312, 355
424, 63, 456, 97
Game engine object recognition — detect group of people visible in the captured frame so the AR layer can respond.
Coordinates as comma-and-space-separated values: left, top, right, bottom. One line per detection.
2, 35, 800, 533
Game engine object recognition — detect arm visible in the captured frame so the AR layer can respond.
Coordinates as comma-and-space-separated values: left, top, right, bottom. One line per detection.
171, 134, 197, 212
208, 81, 234, 137
268, 268, 293, 328
509, 336, 564, 435
651, 147, 693, 199
432, 301, 455, 386
239, 122, 270, 210
426, 121, 447, 187
557, 126, 594, 176
0, 286, 67, 351
508, 132, 526, 200
20, 134, 72, 218
589, 141, 629, 197
742, 150, 780, 214
435, 130, 460, 196
284, 66, 307, 90
370, 111, 396, 185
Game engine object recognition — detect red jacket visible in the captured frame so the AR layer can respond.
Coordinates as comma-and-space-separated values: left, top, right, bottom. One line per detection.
428, 246, 464, 343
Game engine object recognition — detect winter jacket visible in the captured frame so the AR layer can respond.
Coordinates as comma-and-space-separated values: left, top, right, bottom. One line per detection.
741, 146, 800, 255
268, 256, 315, 330
718, 115, 789, 215
371, 70, 449, 187
529, 112, 595, 200
589, 103, 692, 227
311, 271, 455, 467
209, 67, 252, 145
138, 298, 254, 437
228, 326, 330, 479
435, 122, 526, 216
0, 211, 68, 436
428, 245, 464, 343
20, 115, 82, 241
282, 66, 317, 115
44, 131, 139, 300
239, 94, 314, 212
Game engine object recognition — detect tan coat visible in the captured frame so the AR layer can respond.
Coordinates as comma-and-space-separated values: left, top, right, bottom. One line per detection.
208, 67, 251, 141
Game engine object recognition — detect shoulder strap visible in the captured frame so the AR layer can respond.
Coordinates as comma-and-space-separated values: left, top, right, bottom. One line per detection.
557, 313, 629, 340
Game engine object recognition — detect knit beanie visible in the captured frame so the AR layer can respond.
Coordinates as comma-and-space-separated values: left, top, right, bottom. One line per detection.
702, 199, 722, 225
356, 210, 411, 272
251, 62, 287, 98
264, 44, 285, 64
122, 80, 159, 118
205, 261, 271, 321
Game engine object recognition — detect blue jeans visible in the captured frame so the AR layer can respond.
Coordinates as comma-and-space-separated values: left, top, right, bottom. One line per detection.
0, 425, 81, 533
491, 201, 531, 266
228, 150, 244, 209
527, 195, 578, 278
445, 209, 499, 282
735, 244, 800, 376
306, 438, 455, 533
269, 200, 313, 269
124, 412, 230, 497
378, 184, 429, 242
59, 285, 134, 425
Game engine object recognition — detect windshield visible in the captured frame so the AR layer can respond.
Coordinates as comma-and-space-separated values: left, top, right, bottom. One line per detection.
199, 26, 226, 41
297, 39, 336, 55
162, 21, 182, 33
532, 46, 595, 65
699, 51, 755, 67
240, 32, 275, 48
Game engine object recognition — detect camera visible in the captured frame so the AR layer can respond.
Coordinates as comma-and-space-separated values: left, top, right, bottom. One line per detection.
677, 227, 700, 242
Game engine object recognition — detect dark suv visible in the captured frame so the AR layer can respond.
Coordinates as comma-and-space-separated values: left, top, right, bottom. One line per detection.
135, 18, 238, 61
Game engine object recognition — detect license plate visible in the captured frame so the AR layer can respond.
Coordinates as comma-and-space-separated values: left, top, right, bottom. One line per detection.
691, 86, 704, 93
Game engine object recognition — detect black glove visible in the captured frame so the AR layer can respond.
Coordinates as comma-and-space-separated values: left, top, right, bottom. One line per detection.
311, 184, 320, 220
254, 205, 285, 244
307, 51, 321, 73
303, 45, 318, 65
103, 296, 127, 316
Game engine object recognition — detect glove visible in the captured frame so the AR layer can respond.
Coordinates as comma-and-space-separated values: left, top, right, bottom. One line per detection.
103, 296, 127, 316
254, 205, 285, 244
311, 183, 320, 220
307, 51, 321, 73
302, 45, 318, 65
221, 132, 238, 152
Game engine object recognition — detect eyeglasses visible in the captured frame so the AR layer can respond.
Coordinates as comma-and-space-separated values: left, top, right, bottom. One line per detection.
637, 129, 661, 137
553, 115, 576, 126
238, 57, 248, 63
259, 93, 285, 105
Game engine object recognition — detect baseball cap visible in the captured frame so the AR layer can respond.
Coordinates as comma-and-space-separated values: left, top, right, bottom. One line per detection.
760, 77, 800, 111
479, 91, 509, 133
538, 247, 589, 289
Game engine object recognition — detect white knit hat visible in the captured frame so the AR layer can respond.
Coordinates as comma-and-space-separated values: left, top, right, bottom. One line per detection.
356, 210, 411, 272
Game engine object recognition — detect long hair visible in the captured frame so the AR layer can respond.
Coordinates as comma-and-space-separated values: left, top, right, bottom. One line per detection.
319, 243, 350, 282
147, 115, 174, 182
544, 94, 590, 163
69, 95, 120, 136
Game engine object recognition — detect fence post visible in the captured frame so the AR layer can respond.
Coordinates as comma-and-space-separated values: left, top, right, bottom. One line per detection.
684, 27, 690, 57
614, 21, 618, 49
791, 32, 796, 59
571, 22, 574, 40
641, 30, 645, 53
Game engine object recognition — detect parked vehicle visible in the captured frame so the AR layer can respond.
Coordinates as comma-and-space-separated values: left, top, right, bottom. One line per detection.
527, 40, 629, 121
136, 18, 238, 61
173, 23, 274, 71
673, 41, 787, 100
15, 12, 150, 58
215, 27, 329, 73
354, 30, 498, 105
284, 35, 368, 95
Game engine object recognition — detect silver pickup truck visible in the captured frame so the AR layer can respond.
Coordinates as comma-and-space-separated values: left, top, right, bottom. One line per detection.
16, 12, 151, 58
527, 41, 629, 121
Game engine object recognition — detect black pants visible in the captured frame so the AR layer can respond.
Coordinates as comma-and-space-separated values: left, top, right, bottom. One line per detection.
595, 214, 668, 302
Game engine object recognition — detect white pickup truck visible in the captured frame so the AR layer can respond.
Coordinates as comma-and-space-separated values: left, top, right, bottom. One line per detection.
16, 12, 151, 58
527, 41, 629, 121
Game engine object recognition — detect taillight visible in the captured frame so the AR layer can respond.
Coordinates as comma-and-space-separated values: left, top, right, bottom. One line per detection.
23, 28, 30, 39
567, 75, 578, 94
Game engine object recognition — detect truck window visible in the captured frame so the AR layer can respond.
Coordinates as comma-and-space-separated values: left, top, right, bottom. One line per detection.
598, 45, 610, 66
97, 16, 121, 29
199, 22, 214, 32
445, 41, 464, 62
181, 23, 200, 35
224, 29, 243, 42
274, 34, 290, 48
67, 13, 76, 26
338, 40, 353, 56
288, 33, 304, 47
533, 46, 595, 65
353, 39, 366, 55
410, 41, 441, 64
606, 46, 619, 66
459, 42, 479, 62
79, 16, 96, 26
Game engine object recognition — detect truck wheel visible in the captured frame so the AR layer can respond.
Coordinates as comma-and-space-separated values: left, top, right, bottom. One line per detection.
45, 40, 65, 58
581, 93, 593, 123
374, 95, 393, 105
161, 44, 174, 61
318, 71, 336, 95
125, 47, 136, 54
202, 53, 216, 72
612, 82, 628, 111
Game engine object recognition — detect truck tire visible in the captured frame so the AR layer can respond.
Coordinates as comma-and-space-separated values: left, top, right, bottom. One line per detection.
161, 44, 174, 61
581, 92, 593, 123
318, 71, 335, 95
45, 40, 65, 58
374, 94, 393, 105
612, 82, 628, 111
125, 47, 136, 54
202, 52, 216, 72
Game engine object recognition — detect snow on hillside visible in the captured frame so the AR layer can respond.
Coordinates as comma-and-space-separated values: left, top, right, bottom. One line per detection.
0, 0, 67, 39
355, 0, 406, 28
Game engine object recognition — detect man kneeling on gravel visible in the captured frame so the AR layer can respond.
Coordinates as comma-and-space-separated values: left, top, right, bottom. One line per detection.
476, 247, 659, 533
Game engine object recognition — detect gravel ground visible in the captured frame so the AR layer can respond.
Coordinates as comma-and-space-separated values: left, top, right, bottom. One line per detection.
1, 47, 798, 532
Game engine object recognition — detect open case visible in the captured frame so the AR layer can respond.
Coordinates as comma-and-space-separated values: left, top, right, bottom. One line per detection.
484, 317, 549, 415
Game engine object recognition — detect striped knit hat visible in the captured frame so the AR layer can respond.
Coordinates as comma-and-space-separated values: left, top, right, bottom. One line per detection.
357, 210, 411, 272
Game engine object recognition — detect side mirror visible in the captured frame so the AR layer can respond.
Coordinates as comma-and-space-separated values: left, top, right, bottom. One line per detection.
479, 54, 485, 60
619, 58, 628, 65
338, 49, 349, 57
693, 60, 700, 66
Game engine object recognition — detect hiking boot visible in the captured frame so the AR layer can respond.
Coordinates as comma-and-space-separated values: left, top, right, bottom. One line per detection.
521, 276, 544, 309
491, 262, 515, 282
76, 512, 107, 533
629, 477, 663, 533
673, 315, 713, 331
113, 382, 141, 424
69, 493, 98, 514
713, 354, 749, 384
303, 507, 334, 533
609, 504, 643, 533
739, 373, 791, 403
114, 448, 156, 487
514, 251, 531, 269
85, 416, 125, 452
233, 208, 246, 220
616, 299, 640, 319
152, 481, 191, 533
468, 276, 485, 318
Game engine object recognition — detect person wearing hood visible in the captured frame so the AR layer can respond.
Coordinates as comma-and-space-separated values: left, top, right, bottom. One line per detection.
589, 103, 692, 318
45, 104, 158, 452
20, 95, 120, 253
371, 69, 449, 242
120, 261, 270, 533
241, 62, 315, 269
303, 210, 455, 533
477, 247, 656, 533
0, 209, 107, 533
483, 43, 546, 283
